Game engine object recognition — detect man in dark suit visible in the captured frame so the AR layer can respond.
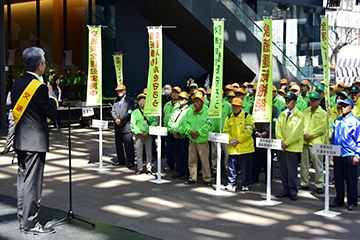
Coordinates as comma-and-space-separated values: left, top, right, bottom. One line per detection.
111, 84, 135, 168
11, 47, 57, 235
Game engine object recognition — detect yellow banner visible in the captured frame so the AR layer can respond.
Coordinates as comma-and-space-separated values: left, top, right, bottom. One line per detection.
86, 26, 102, 106
113, 54, 123, 85
252, 19, 273, 123
208, 19, 225, 119
144, 27, 163, 116
320, 18, 332, 140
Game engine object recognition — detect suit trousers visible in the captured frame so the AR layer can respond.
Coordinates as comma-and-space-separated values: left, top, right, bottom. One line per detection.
173, 137, 189, 177
300, 144, 324, 188
134, 135, 152, 171
278, 151, 299, 197
115, 130, 134, 165
188, 141, 211, 182
333, 156, 358, 206
16, 150, 45, 230
165, 134, 175, 168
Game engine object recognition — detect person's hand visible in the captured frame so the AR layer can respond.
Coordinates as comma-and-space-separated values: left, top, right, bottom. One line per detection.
353, 156, 359, 166
230, 139, 239, 146
190, 130, 198, 139
172, 130, 180, 138
304, 134, 311, 141
47, 82, 53, 96
281, 141, 287, 149
115, 119, 121, 126
255, 132, 262, 137
260, 131, 268, 138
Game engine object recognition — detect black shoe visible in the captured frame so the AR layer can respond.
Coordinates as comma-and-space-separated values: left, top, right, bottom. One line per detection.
163, 166, 175, 171
171, 173, 182, 178
204, 182, 212, 186
348, 205, 357, 211
146, 170, 154, 175
275, 193, 290, 198
299, 185, 310, 190
112, 161, 125, 166
316, 188, 324, 194
290, 195, 298, 201
329, 180, 335, 185
330, 202, 344, 208
127, 163, 135, 169
184, 180, 196, 185
24, 225, 55, 235
179, 175, 188, 180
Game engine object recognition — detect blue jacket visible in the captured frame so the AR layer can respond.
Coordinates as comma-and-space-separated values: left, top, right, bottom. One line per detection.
332, 113, 360, 158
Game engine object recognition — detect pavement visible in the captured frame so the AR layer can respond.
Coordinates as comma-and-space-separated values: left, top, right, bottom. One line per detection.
1, 124, 360, 240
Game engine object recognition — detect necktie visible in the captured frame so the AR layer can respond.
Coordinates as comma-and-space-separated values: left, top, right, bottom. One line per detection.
119, 99, 123, 109
286, 111, 291, 121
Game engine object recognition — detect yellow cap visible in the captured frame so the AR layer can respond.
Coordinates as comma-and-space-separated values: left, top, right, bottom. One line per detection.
172, 86, 181, 93
280, 78, 288, 85
290, 85, 300, 92
231, 98, 243, 106
227, 91, 235, 97
232, 83, 240, 88
115, 84, 126, 90
301, 80, 310, 86
143, 88, 147, 94
178, 91, 189, 99
224, 84, 234, 91
278, 89, 286, 95
206, 88, 212, 95
198, 87, 206, 95
137, 93, 146, 100
272, 85, 277, 91
242, 82, 249, 87
193, 91, 204, 102
234, 88, 246, 95
289, 81, 298, 87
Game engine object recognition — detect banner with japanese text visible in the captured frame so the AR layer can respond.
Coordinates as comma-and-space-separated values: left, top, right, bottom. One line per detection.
113, 54, 123, 85
252, 19, 273, 123
208, 19, 224, 119
320, 18, 332, 139
144, 27, 163, 116
86, 26, 102, 106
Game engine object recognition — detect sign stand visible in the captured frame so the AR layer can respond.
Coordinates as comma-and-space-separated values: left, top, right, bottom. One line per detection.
149, 126, 170, 184
313, 144, 341, 217
256, 124, 282, 206
92, 105, 110, 172
208, 131, 232, 195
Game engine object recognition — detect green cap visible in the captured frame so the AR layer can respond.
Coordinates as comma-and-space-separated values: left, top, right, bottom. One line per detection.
284, 92, 297, 101
309, 91, 321, 99
315, 84, 325, 92
349, 85, 360, 93
336, 91, 349, 99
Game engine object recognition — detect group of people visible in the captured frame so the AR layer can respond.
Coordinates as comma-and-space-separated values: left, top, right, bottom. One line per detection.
4, 46, 360, 236
110, 77, 360, 212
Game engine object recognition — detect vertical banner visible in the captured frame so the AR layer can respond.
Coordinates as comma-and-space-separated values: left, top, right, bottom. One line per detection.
208, 19, 225, 119
320, 18, 332, 138
144, 27, 163, 116
113, 53, 123, 85
86, 26, 102, 106
252, 18, 273, 123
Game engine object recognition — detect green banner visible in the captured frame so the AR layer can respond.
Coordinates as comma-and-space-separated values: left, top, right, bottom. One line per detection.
86, 26, 102, 106
113, 54, 123, 85
208, 19, 225, 119
320, 18, 332, 140
144, 27, 163, 116
252, 18, 273, 123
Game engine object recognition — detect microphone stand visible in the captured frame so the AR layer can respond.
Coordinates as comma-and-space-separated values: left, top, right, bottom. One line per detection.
50, 98, 95, 228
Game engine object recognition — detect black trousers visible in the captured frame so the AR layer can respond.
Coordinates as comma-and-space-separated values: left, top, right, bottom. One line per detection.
115, 131, 134, 165
334, 156, 358, 206
278, 151, 299, 197
16, 150, 45, 230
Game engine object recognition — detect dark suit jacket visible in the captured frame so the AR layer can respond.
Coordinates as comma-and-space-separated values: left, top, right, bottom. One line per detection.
111, 95, 135, 134
11, 73, 57, 152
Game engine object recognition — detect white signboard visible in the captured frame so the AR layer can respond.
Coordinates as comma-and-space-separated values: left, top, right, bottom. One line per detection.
92, 119, 108, 129
208, 132, 229, 144
312, 144, 340, 156
149, 126, 168, 136
82, 107, 94, 117
256, 138, 282, 150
